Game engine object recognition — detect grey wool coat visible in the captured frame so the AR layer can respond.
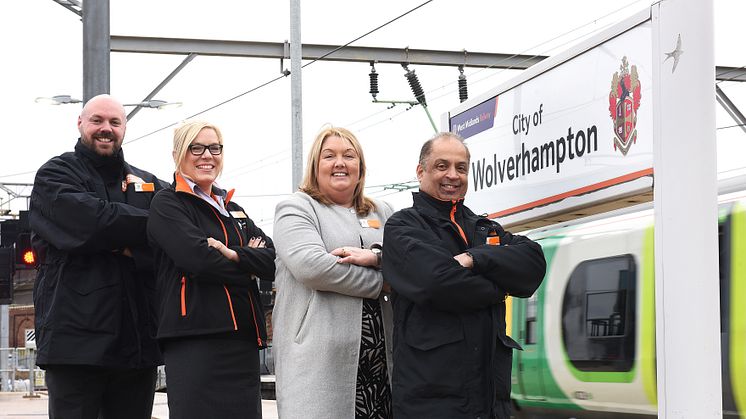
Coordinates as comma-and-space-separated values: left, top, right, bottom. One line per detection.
272, 192, 394, 419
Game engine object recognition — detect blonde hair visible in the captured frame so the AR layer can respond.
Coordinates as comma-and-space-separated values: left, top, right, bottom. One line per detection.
172, 121, 224, 178
300, 126, 375, 216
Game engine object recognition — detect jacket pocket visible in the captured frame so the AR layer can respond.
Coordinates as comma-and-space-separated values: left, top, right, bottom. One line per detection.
498, 333, 522, 350
65, 261, 119, 295
59, 259, 120, 333
400, 307, 466, 398
293, 291, 315, 344
404, 307, 463, 350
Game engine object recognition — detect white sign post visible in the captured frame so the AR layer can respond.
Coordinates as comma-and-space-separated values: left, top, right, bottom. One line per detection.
652, 0, 721, 417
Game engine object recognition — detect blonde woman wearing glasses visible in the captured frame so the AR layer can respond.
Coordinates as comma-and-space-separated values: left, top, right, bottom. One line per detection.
148, 121, 275, 419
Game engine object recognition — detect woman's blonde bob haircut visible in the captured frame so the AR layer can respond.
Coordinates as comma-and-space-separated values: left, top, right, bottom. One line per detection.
300, 126, 375, 216
172, 121, 225, 178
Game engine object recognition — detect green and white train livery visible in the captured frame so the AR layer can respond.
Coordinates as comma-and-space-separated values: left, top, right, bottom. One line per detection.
508, 195, 746, 418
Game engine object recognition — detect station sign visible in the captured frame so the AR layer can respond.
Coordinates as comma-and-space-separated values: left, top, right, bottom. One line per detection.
448, 20, 653, 220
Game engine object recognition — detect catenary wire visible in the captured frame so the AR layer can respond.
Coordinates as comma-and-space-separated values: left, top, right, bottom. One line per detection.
121, 0, 435, 146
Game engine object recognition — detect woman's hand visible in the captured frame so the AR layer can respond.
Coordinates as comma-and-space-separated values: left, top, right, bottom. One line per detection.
248, 236, 266, 248
331, 246, 378, 267
207, 237, 239, 262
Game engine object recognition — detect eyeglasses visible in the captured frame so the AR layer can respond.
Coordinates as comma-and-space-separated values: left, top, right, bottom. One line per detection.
188, 144, 223, 156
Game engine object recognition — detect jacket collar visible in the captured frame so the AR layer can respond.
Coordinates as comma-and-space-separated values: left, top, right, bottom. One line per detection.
173, 172, 235, 204
412, 191, 465, 220
75, 138, 126, 181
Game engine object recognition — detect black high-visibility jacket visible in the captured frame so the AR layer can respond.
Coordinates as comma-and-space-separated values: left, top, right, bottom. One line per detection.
30, 140, 166, 369
147, 173, 275, 346
382, 192, 546, 419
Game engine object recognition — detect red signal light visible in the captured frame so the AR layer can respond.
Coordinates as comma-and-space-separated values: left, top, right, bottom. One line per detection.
22, 250, 35, 265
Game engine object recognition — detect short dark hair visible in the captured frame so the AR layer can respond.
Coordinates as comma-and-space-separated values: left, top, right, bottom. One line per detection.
418, 132, 470, 168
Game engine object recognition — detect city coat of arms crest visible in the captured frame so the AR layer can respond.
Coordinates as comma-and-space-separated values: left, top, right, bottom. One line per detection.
609, 56, 642, 156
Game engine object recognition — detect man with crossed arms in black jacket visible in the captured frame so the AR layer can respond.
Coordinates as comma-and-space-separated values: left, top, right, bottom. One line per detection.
382, 132, 546, 419
30, 95, 165, 419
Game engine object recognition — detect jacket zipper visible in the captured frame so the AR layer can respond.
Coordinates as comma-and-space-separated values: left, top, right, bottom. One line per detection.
449, 201, 469, 245
180, 276, 187, 317
248, 289, 264, 347
223, 286, 238, 330
208, 207, 241, 330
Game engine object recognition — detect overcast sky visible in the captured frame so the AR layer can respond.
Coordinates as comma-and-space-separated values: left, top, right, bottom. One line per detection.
1, 0, 744, 233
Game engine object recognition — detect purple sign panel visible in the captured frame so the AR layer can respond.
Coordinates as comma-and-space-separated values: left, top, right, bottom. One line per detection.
449, 96, 499, 140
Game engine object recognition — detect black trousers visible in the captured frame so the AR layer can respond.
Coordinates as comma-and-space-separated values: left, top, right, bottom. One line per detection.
163, 335, 261, 419
45, 365, 157, 419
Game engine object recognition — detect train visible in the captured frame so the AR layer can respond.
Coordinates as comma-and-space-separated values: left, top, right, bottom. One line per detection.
507, 189, 746, 418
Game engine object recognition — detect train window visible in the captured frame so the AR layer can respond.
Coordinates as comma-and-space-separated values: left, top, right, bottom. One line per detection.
562, 255, 636, 372
525, 294, 538, 344
586, 290, 626, 337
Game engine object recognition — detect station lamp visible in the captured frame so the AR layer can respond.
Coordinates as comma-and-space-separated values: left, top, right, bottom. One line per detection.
35, 95, 181, 110
35, 95, 82, 105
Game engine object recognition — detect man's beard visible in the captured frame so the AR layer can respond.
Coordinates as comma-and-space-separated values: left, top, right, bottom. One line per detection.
88, 133, 121, 156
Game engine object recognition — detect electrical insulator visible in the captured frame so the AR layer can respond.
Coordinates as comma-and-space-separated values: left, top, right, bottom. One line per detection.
369, 63, 379, 99
404, 66, 427, 106
458, 66, 468, 103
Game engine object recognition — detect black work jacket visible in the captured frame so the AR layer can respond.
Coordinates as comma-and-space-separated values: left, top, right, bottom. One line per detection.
147, 173, 275, 347
382, 192, 546, 419
30, 140, 166, 369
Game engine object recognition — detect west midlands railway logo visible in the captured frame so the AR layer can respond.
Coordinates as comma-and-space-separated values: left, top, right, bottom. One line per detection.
608, 56, 641, 156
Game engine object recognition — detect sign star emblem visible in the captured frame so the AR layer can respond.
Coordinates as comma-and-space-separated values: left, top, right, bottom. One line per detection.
664, 34, 684, 73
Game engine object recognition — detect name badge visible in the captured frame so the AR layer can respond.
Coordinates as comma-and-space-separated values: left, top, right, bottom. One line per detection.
359, 219, 381, 229
134, 183, 155, 192
230, 211, 248, 219
486, 236, 500, 246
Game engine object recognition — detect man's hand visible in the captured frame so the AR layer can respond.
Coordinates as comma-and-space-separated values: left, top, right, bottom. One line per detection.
453, 252, 474, 269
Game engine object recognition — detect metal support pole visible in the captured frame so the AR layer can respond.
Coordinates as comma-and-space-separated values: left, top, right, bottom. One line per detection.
421, 106, 438, 133
0, 305, 8, 391
127, 53, 196, 121
716, 85, 746, 134
24, 349, 39, 398
83, 0, 110, 101
290, 0, 303, 191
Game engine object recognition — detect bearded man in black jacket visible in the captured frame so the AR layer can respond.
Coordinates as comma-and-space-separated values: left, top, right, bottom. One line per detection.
382, 133, 546, 419
29, 94, 166, 419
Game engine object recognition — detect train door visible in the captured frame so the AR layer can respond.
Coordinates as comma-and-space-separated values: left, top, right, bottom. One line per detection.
516, 293, 546, 399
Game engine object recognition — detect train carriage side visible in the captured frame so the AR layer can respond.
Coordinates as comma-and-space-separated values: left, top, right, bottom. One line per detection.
509, 199, 746, 418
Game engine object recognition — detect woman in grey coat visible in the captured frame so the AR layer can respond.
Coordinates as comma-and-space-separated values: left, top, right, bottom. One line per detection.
273, 126, 394, 418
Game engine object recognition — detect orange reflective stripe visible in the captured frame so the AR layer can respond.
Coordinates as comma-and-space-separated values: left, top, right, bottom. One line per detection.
180, 276, 187, 317
232, 224, 243, 246
248, 290, 263, 347
450, 202, 468, 245
223, 286, 238, 330
209, 207, 228, 244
